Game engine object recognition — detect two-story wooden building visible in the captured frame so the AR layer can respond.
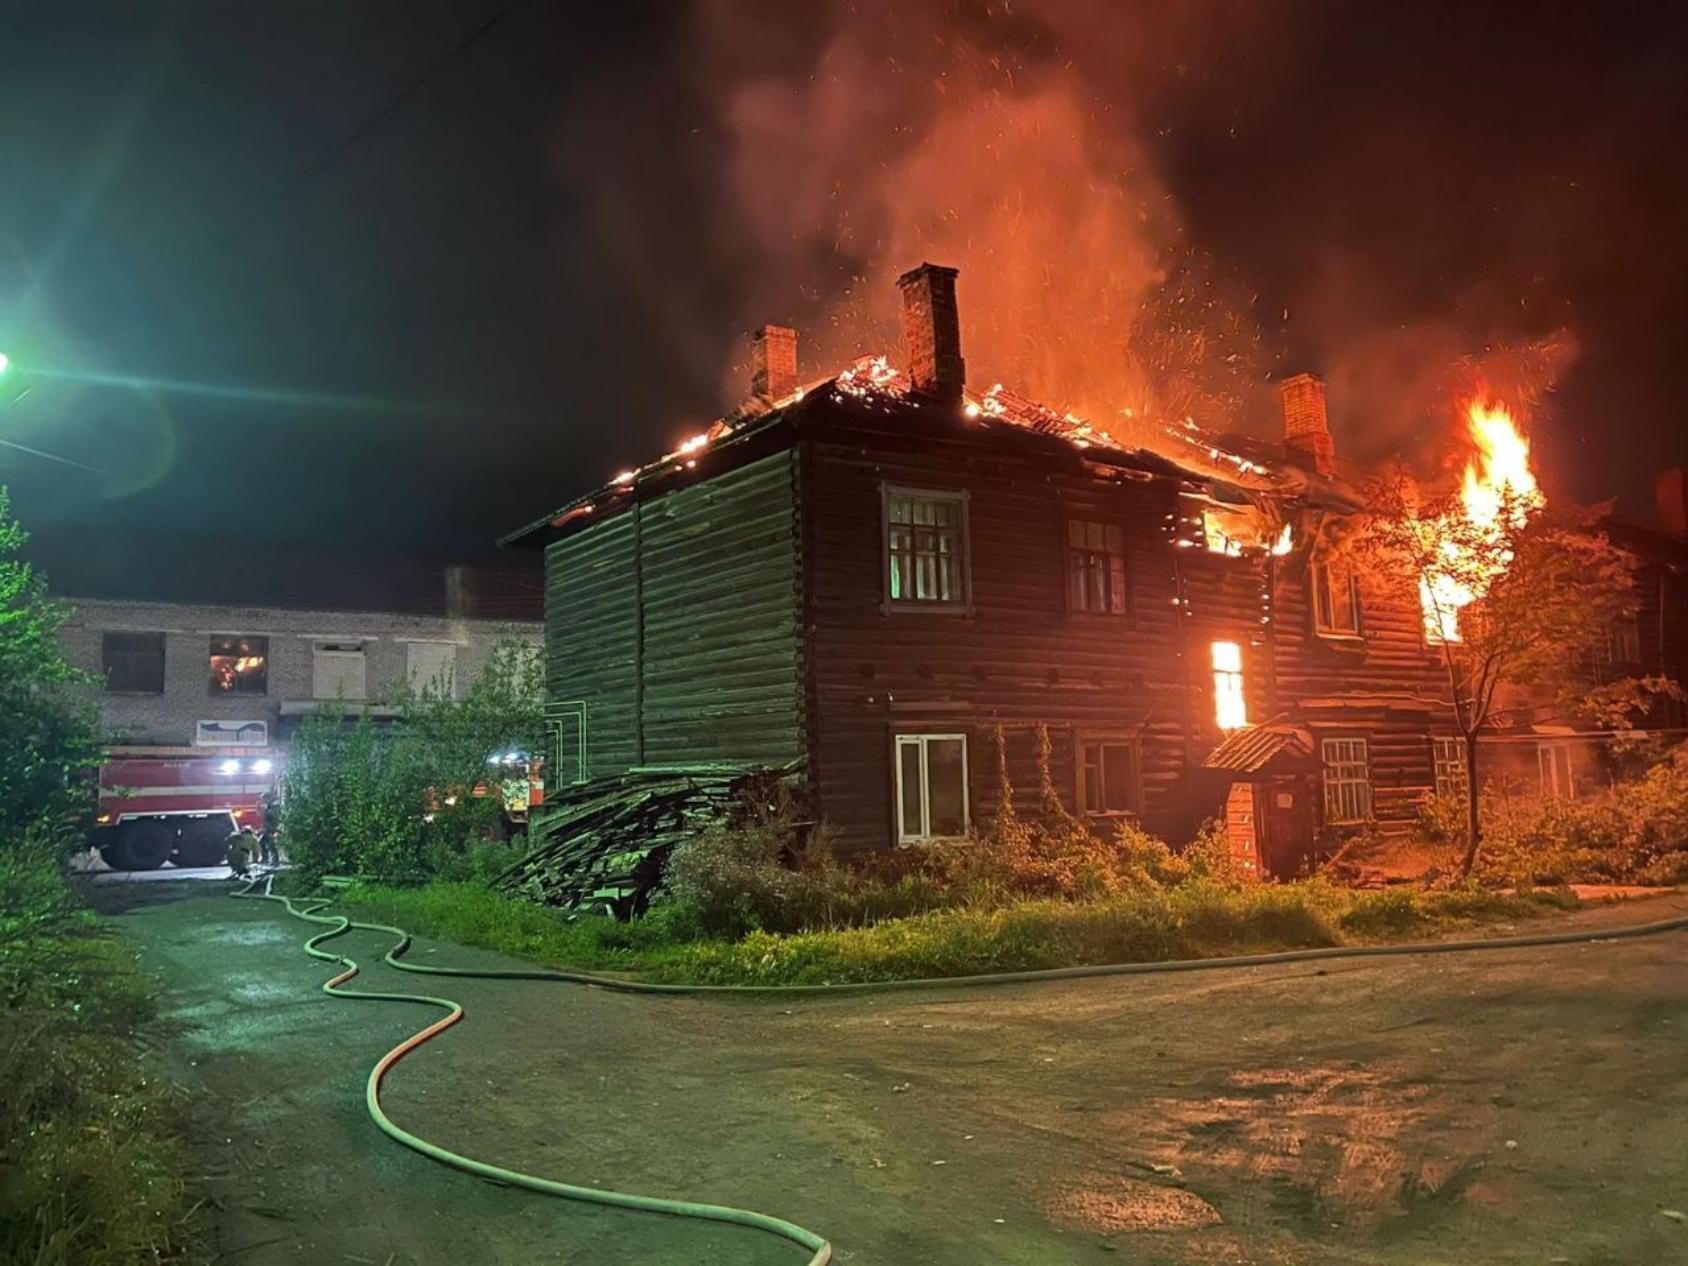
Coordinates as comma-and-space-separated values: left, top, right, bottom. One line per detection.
503, 264, 1685, 876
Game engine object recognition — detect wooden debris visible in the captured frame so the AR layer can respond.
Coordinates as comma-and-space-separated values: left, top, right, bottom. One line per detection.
497, 764, 796, 916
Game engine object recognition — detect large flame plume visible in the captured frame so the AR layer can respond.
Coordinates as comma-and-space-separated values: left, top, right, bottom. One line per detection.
1419, 399, 1544, 642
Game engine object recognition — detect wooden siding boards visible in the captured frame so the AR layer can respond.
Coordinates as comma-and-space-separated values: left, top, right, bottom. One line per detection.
542, 450, 805, 784
639, 451, 805, 768
803, 421, 1202, 857
543, 513, 638, 780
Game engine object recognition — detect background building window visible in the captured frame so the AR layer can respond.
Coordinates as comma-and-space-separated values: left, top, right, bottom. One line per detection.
102, 631, 165, 694
1312, 560, 1361, 637
1211, 640, 1248, 730
1432, 736, 1468, 802
312, 642, 367, 701
894, 733, 969, 842
1079, 738, 1139, 815
886, 489, 966, 606
1066, 519, 1128, 614
208, 635, 268, 695
406, 641, 458, 698
1321, 737, 1372, 823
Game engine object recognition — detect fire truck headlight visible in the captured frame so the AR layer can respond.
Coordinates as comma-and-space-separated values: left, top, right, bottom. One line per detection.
251, 759, 273, 775
218, 758, 241, 775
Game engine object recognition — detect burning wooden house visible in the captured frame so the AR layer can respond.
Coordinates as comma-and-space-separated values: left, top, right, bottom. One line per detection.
502, 264, 1687, 897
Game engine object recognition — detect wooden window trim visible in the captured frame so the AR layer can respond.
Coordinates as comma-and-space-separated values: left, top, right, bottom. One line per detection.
892, 731, 971, 844
1319, 735, 1373, 825
1311, 559, 1363, 641
1430, 735, 1468, 802
1075, 732, 1142, 818
880, 483, 972, 615
1064, 517, 1131, 617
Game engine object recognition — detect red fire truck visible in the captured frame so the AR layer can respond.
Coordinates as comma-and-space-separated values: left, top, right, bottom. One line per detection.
89, 748, 281, 870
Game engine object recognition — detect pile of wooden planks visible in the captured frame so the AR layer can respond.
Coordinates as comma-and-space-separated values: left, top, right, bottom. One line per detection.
496, 764, 792, 917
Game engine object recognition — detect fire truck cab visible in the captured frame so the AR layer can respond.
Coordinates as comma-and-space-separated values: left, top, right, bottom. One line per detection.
89, 747, 280, 870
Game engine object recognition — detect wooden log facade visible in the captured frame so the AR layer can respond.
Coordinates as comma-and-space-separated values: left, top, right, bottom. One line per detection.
506, 268, 1688, 878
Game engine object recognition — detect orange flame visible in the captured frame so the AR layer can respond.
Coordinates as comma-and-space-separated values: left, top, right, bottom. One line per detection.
1420, 400, 1544, 642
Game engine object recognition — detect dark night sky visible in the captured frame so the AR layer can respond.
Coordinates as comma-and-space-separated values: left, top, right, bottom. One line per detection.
3, 1, 1686, 612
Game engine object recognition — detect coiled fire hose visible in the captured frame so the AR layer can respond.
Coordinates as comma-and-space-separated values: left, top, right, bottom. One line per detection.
234, 875, 1688, 1265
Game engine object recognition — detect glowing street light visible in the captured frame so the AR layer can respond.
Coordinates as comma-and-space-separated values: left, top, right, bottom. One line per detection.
0, 352, 30, 408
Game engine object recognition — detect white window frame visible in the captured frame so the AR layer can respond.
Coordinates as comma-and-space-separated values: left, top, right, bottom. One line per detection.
893, 733, 970, 844
882, 485, 970, 611
1431, 736, 1468, 802
1321, 736, 1373, 824
1311, 559, 1362, 638
311, 641, 368, 701
1537, 741, 1576, 799
548, 701, 588, 788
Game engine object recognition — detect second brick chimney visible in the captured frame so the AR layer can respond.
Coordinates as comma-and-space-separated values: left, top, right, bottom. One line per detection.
751, 324, 798, 400
1280, 372, 1335, 477
897, 263, 965, 405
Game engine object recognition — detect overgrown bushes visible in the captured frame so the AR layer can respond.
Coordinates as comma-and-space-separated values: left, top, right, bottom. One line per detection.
279, 633, 544, 883
0, 490, 190, 1261
0, 834, 194, 1264
1415, 743, 1688, 886
660, 727, 1251, 939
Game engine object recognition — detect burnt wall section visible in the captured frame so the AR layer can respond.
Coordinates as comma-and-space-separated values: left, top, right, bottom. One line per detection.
542, 450, 804, 783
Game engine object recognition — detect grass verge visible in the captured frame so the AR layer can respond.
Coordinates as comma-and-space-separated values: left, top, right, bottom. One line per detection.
337, 878, 1583, 987
1, 849, 197, 1265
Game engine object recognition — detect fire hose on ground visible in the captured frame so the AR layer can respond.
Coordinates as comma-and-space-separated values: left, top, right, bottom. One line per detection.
233, 874, 1688, 1266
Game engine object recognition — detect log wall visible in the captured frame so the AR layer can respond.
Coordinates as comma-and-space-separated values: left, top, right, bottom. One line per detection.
542, 450, 805, 783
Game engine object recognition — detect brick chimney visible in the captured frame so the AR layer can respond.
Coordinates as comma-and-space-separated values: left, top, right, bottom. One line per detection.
751, 324, 798, 400
1280, 372, 1335, 477
896, 262, 965, 405
1657, 466, 1687, 538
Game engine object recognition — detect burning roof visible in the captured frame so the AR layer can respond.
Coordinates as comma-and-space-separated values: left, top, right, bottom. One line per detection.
500, 264, 1366, 549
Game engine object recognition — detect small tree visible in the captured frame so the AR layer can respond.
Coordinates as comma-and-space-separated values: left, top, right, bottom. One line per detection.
0, 489, 98, 844
1362, 469, 1635, 876
279, 632, 545, 880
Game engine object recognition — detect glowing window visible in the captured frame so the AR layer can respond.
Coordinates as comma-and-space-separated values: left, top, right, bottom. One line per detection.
209, 635, 268, 696
1201, 511, 1243, 556
1211, 641, 1247, 730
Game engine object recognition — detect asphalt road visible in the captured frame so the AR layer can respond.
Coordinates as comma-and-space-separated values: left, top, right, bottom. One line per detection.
103, 885, 1688, 1265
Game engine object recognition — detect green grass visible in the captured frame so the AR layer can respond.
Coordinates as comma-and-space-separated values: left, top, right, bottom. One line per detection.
1, 849, 197, 1265
337, 877, 1584, 988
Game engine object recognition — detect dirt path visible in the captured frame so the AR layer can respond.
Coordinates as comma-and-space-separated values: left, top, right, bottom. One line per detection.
105, 886, 1688, 1265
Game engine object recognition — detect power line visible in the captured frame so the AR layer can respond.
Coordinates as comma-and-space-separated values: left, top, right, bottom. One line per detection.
220, 5, 509, 247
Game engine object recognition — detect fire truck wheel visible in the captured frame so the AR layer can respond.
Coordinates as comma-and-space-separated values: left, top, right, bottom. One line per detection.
175, 819, 230, 868
98, 840, 136, 870
119, 821, 173, 871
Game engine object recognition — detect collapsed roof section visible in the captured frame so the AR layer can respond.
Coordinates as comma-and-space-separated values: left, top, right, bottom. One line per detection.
500, 263, 1367, 550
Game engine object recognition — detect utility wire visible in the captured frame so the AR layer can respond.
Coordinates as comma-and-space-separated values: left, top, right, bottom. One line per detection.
220, 5, 509, 246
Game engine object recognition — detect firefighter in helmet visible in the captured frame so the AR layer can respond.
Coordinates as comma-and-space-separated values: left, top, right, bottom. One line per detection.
258, 787, 281, 868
